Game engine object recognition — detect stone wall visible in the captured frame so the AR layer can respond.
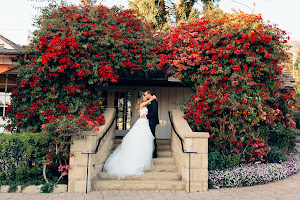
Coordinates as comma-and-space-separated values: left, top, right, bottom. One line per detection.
171, 110, 209, 192
68, 108, 116, 193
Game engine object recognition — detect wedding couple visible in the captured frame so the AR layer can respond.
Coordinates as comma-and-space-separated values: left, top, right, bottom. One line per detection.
103, 90, 159, 178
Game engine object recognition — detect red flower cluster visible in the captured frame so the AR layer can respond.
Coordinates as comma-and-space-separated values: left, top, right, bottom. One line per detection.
249, 139, 270, 161
159, 9, 292, 163
6, 4, 160, 132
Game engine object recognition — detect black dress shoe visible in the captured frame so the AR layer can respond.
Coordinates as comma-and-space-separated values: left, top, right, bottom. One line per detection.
152, 154, 157, 158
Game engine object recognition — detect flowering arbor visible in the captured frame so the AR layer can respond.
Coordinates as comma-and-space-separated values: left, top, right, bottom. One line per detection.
5, 3, 297, 171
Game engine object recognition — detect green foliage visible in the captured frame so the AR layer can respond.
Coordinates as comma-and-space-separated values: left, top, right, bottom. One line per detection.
266, 146, 289, 163
42, 115, 82, 178
293, 110, 300, 129
0, 132, 64, 187
209, 146, 246, 170
40, 183, 54, 193
0, 132, 46, 185
267, 123, 299, 152
8, 184, 17, 193
229, 153, 245, 167
208, 148, 228, 170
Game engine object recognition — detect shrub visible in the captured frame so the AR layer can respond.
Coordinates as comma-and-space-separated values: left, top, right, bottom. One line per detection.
268, 123, 298, 151
159, 8, 294, 165
208, 148, 229, 170
0, 132, 63, 186
292, 110, 300, 129
265, 146, 289, 163
41, 115, 83, 182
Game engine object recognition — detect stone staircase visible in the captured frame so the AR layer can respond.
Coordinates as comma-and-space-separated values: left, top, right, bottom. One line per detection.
92, 139, 185, 190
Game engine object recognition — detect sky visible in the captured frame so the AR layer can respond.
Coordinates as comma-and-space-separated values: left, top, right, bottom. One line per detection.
0, 0, 299, 41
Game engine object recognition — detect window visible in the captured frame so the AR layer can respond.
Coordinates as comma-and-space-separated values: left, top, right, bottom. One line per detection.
100, 91, 108, 108
0, 73, 17, 117
114, 92, 131, 130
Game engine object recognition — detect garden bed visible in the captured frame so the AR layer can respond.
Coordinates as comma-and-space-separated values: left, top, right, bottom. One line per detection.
209, 154, 300, 189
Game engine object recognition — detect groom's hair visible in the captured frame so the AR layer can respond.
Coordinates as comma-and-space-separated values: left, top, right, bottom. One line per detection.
145, 89, 152, 95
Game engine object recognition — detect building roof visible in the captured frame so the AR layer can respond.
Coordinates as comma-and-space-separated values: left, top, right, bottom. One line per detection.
0, 48, 23, 55
0, 34, 24, 55
0, 34, 21, 50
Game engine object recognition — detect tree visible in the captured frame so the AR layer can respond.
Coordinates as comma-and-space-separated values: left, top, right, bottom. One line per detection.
129, 0, 219, 29
128, 0, 165, 28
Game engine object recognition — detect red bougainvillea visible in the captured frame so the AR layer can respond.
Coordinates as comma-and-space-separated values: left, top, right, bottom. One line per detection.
159, 9, 296, 165
6, 4, 160, 132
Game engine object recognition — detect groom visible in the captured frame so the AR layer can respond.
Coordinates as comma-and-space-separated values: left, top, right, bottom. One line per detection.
141, 89, 159, 158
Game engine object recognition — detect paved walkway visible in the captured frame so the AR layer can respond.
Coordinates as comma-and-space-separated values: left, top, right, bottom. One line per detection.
0, 171, 299, 200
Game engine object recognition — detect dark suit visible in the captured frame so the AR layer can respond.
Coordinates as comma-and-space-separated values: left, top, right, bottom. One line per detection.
147, 99, 159, 158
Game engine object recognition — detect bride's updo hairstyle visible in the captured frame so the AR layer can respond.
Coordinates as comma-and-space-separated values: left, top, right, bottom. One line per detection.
136, 95, 144, 115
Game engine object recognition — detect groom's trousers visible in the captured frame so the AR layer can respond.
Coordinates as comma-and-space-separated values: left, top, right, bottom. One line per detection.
150, 124, 157, 158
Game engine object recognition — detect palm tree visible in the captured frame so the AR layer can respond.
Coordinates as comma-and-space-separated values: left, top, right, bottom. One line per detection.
129, 0, 220, 29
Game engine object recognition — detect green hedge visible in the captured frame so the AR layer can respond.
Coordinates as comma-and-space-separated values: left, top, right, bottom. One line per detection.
0, 132, 62, 187
293, 110, 300, 129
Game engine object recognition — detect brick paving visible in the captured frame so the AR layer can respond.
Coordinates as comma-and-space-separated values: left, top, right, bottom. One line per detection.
0, 171, 299, 200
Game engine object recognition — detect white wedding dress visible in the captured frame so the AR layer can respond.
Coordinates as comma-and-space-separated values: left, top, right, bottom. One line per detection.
103, 107, 154, 178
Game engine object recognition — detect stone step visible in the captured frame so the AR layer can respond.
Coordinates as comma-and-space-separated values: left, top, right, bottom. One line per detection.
98, 171, 181, 181
158, 145, 171, 151
148, 164, 178, 172
114, 139, 171, 145
113, 143, 171, 151
92, 180, 185, 190
153, 157, 174, 165
157, 151, 172, 157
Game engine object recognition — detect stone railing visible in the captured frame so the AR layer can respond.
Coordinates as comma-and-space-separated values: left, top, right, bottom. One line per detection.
68, 108, 116, 193
171, 110, 209, 192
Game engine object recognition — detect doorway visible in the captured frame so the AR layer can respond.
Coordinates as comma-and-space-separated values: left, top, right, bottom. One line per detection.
103, 86, 192, 139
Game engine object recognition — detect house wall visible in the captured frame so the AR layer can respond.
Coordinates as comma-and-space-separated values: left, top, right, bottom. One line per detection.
0, 55, 14, 64
0, 55, 17, 133
104, 86, 192, 139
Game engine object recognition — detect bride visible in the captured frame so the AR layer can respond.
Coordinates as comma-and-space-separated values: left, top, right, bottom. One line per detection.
103, 95, 157, 178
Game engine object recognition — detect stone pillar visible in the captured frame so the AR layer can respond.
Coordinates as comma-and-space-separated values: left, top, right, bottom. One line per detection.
68, 108, 116, 193
171, 110, 209, 192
